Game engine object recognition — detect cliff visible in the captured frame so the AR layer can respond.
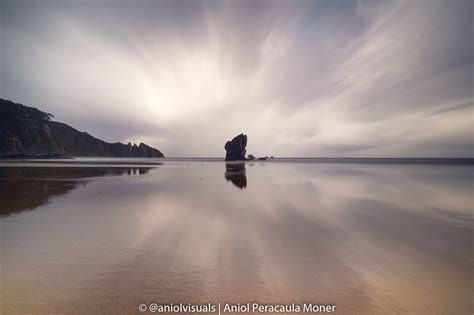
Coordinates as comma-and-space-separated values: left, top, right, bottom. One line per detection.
0, 99, 164, 158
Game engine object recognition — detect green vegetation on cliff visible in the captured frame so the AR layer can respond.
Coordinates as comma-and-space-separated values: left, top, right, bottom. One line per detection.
0, 99, 164, 158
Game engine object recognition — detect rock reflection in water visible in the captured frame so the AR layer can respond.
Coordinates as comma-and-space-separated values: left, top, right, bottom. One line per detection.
0, 167, 154, 217
224, 163, 247, 189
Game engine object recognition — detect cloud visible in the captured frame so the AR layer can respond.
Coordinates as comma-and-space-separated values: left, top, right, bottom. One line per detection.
1, 0, 472, 157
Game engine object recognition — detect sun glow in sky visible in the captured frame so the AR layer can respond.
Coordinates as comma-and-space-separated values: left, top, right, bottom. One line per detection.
1, 0, 472, 157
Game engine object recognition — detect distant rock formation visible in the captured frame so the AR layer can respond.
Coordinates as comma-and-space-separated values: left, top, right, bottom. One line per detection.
224, 133, 247, 161
248, 154, 270, 161
0, 98, 164, 158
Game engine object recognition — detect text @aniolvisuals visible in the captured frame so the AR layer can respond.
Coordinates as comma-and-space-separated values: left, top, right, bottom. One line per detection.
138, 302, 336, 313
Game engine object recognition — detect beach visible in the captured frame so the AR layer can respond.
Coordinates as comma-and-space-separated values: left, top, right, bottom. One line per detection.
0, 159, 472, 314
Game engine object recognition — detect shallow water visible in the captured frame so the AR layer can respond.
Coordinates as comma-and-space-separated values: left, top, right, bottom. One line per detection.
0, 161, 472, 314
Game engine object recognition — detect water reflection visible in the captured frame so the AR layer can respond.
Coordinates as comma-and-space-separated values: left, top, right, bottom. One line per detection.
0, 163, 472, 314
0, 167, 154, 217
224, 163, 247, 189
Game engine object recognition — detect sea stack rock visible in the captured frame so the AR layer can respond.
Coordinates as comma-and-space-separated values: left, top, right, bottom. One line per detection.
224, 134, 247, 161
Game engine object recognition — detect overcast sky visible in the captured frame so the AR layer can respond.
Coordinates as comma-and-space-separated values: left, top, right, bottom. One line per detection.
1, 0, 472, 157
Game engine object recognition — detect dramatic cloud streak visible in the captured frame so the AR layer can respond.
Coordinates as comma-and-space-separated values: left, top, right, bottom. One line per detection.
1, 0, 472, 157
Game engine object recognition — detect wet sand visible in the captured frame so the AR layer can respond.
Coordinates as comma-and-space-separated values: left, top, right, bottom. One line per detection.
0, 161, 472, 314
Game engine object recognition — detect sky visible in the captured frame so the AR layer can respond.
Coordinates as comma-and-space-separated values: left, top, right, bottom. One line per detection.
1, 0, 472, 157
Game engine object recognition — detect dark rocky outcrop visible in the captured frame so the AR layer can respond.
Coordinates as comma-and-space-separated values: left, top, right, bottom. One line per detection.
224, 133, 247, 161
0, 98, 164, 158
